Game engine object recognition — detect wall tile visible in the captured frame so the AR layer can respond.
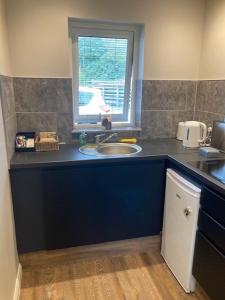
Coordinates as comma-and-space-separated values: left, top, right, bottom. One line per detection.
142, 80, 187, 111
186, 81, 197, 111
195, 80, 225, 126
194, 111, 224, 127
57, 113, 73, 143
17, 112, 57, 132
55, 79, 73, 113
0, 76, 15, 121
14, 78, 73, 144
207, 80, 225, 115
195, 81, 209, 112
14, 78, 73, 113
141, 80, 195, 139
141, 110, 174, 139
4, 114, 17, 161
142, 80, 153, 110
0, 75, 17, 163
135, 79, 142, 128
141, 110, 193, 139
14, 78, 56, 112
171, 110, 194, 137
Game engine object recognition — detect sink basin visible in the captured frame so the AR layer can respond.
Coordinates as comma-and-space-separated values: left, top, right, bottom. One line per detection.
79, 143, 142, 156
97, 143, 142, 155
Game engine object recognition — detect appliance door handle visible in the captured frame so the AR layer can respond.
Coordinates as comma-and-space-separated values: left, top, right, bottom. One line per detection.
184, 207, 192, 216
199, 122, 207, 143
186, 128, 189, 141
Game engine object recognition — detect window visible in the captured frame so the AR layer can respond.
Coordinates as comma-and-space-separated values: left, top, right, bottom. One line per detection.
69, 19, 143, 127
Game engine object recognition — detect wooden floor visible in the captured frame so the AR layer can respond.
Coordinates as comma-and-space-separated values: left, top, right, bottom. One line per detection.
19, 236, 210, 300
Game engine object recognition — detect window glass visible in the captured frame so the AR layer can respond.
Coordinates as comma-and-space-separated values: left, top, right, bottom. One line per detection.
69, 19, 143, 126
78, 36, 129, 117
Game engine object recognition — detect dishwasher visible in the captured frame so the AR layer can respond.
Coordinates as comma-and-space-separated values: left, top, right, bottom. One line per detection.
161, 168, 201, 293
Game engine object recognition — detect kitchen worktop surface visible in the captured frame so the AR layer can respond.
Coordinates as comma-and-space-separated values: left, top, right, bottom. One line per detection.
10, 138, 198, 169
10, 138, 225, 195
169, 151, 225, 196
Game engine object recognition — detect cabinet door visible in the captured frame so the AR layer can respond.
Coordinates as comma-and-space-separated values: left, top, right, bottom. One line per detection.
43, 160, 165, 250
201, 186, 225, 227
10, 169, 46, 253
193, 231, 225, 300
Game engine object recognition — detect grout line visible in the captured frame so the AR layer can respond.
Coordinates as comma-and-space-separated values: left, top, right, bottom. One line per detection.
184, 82, 188, 111
193, 81, 198, 120
142, 109, 191, 112
195, 110, 224, 116
13, 76, 72, 80
16, 110, 189, 114
16, 111, 58, 114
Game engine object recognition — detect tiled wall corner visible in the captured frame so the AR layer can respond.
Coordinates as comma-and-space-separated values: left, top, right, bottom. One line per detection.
0, 75, 17, 163
141, 80, 196, 139
14, 78, 74, 143
194, 80, 225, 126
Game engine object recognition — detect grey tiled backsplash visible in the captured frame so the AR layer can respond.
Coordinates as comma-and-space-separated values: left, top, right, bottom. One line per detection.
143, 81, 185, 110
194, 80, 225, 126
16, 112, 58, 132
13, 78, 198, 142
141, 110, 194, 139
0, 75, 17, 163
1, 75, 225, 160
141, 80, 196, 139
194, 110, 224, 126
14, 78, 74, 143
14, 78, 73, 113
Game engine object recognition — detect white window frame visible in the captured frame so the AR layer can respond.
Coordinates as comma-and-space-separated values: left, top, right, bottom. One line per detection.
69, 18, 142, 128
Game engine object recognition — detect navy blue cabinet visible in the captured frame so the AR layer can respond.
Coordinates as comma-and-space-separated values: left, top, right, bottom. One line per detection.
193, 186, 225, 300
193, 232, 225, 300
10, 159, 165, 253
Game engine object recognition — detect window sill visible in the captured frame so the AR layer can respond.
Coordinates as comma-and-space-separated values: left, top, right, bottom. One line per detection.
72, 126, 142, 134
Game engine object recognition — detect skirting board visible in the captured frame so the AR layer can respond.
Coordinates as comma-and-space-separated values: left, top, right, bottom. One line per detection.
13, 263, 22, 300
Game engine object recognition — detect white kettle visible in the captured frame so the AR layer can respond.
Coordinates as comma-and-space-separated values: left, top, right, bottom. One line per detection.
182, 121, 207, 148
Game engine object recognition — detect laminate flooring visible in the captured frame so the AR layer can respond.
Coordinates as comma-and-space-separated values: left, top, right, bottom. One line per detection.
19, 236, 210, 300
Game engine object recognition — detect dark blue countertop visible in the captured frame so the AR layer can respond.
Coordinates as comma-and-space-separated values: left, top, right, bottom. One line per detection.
10, 139, 198, 169
10, 138, 225, 195
168, 152, 225, 196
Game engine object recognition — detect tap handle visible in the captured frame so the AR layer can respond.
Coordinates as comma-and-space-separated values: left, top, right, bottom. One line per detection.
95, 134, 106, 138
95, 134, 105, 143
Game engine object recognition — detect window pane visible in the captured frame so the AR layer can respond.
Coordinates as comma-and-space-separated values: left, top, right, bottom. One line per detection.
78, 36, 128, 117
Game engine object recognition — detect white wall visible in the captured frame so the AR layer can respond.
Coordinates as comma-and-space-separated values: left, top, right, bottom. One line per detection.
6, 0, 205, 80
0, 0, 19, 299
0, 100, 19, 300
200, 0, 225, 79
0, 0, 11, 75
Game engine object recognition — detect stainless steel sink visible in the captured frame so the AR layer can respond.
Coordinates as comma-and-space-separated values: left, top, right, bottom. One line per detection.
79, 143, 142, 156
97, 143, 142, 155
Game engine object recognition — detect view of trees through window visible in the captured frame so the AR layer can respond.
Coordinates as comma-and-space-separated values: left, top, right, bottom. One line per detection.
78, 36, 129, 116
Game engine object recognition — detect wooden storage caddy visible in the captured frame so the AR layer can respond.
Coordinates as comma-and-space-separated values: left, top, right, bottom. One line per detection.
35, 132, 59, 152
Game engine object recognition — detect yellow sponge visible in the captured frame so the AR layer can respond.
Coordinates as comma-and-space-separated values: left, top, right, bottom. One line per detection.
119, 138, 137, 144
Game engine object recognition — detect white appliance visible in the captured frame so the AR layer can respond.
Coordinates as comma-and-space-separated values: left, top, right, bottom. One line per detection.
161, 169, 201, 293
177, 122, 185, 140
182, 121, 207, 148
